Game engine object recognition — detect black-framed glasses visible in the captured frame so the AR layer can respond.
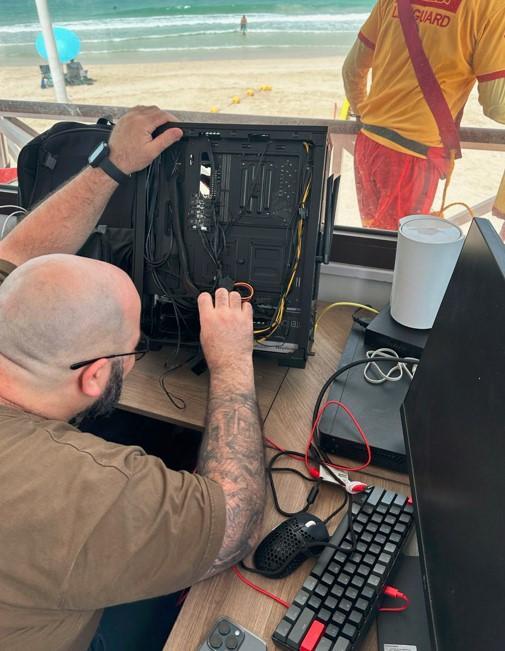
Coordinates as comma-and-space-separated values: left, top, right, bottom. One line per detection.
69, 337, 149, 371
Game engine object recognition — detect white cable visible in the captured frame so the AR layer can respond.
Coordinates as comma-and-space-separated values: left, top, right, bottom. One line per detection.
0, 205, 27, 214
364, 347, 419, 385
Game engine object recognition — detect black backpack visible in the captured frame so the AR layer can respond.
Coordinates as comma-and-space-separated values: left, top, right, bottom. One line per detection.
16, 118, 138, 272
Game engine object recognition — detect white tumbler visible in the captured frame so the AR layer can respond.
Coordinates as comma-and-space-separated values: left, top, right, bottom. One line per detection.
390, 215, 464, 329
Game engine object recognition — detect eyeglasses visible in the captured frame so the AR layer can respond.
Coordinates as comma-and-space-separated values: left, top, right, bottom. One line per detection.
69, 337, 149, 371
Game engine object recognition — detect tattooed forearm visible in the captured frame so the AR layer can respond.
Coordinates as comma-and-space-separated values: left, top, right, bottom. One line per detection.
198, 368, 266, 578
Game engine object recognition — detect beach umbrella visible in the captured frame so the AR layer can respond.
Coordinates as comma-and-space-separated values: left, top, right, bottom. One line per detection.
35, 27, 81, 63
33, 0, 68, 103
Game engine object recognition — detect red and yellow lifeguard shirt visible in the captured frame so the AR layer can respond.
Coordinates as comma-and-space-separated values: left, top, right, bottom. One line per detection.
355, 0, 505, 155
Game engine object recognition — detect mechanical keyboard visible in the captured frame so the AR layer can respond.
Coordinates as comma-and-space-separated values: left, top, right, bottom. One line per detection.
272, 486, 414, 651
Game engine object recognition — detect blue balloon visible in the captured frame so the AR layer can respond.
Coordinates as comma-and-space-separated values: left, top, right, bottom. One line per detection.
35, 27, 81, 63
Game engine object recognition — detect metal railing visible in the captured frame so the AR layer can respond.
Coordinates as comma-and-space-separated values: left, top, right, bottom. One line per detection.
1, 98, 505, 227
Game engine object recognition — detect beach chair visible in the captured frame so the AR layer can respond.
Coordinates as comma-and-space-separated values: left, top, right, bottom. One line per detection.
39, 65, 53, 89
65, 60, 94, 86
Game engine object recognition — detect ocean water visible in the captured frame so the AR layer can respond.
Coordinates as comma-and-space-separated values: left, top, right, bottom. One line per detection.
0, 0, 373, 65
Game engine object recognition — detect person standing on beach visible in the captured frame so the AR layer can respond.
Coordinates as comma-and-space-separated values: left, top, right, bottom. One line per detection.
240, 15, 248, 35
342, 0, 505, 231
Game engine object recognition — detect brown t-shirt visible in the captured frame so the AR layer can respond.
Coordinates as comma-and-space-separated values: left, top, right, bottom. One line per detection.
0, 259, 226, 651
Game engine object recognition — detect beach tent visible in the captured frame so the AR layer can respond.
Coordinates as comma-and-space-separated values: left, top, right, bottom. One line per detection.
34, 0, 68, 103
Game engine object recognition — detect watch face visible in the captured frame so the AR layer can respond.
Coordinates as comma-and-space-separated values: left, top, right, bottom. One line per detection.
89, 141, 108, 166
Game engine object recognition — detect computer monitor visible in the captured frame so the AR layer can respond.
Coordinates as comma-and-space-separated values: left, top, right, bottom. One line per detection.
401, 218, 505, 651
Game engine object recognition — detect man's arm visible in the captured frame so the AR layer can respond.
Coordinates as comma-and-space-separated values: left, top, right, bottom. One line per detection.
0, 106, 182, 266
197, 288, 266, 577
342, 38, 374, 116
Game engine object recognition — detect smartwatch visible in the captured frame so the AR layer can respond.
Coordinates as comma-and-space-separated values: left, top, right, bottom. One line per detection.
88, 142, 130, 184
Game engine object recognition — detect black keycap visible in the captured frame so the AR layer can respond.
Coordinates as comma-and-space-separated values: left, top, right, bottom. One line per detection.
405, 503, 414, 514
400, 513, 411, 524
351, 575, 365, 589
350, 552, 363, 564
385, 515, 396, 526
308, 595, 322, 611
385, 542, 396, 554
369, 543, 381, 556
367, 574, 381, 588
356, 541, 368, 553
366, 488, 384, 506
314, 638, 333, 651
353, 522, 364, 535
328, 562, 341, 575
378, 552, 392, 566
338, 598, 353, 613
294, 589, 310, 608
345, 586, 359, 601
349, 609, 364, 627
371, 513, 382, 524
390, 533, 402, 544
342, 623, 357, 640
321, 572, 334, 586
376, 503, 388, 514
333, 638, 351, 651
285, 605, 301, 623
325, 624, 340, 640
352, 501, 361, 515
393, 493, 407, 507
382, 491, 395, 505
337, 573, 351, 587
366, 523, 378, 534
304, 576, 318, 592
343, 562, 357, 575
357, 564, 370, 578
315, 584, 328, 599
362, 503, 374, 515
311, 560, 327, 578
362, 585, 375, 601
332, 610, 346, 626
325, 596, 338, 611
361, 531, 373, 544
363, 554, 375, 566
335, 552, 348, 564
330, 584, 344, 599
372, 563, 389, 577
390, 505, 401, 516
318, 608, 332, 623
394, 523, 407, 535
356, 513, 368, 524
287, 608, 314, 646
355, 598, 369, 612
273, 620, 291, 643
378, 525, 392, 537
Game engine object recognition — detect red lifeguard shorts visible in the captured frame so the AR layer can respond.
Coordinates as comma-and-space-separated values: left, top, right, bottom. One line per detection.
354, 131, 450, 230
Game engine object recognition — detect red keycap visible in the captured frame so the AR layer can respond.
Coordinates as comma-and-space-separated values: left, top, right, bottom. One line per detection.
300, 620, 325, 651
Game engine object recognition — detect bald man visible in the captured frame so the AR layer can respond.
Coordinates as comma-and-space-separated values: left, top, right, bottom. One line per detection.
0, 110, 265, 651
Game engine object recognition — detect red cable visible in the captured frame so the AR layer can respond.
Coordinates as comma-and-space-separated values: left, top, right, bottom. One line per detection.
379, 585, 411, 612
231, 566, 290, 609
305, 400, 372, 475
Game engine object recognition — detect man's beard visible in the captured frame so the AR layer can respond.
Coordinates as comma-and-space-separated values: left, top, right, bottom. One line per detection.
71, 358, 124, 426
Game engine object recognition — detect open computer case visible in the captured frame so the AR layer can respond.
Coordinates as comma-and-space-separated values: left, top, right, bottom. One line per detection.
131, 122, 332, 367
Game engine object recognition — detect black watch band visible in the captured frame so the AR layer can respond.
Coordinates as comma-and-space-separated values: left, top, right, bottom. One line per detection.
98, 156, 130, 184
88, 141, 130, 184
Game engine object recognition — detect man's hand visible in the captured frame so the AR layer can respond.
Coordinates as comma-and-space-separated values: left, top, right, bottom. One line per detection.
108, 105, 183, 175
198, 288, 253, 375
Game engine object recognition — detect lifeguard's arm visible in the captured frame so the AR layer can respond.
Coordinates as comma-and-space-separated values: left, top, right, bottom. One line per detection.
342, 38, 374, 116
0, 107, 182, 266
478, 78, 505, 124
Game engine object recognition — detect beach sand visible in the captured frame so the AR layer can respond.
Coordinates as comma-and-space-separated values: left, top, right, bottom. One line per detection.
1, 56, 504, 230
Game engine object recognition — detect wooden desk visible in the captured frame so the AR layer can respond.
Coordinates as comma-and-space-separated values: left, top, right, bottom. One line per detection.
120, 307, 409, 650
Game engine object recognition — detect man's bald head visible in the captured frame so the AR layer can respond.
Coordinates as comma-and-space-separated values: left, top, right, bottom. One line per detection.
0, 254, 141, 385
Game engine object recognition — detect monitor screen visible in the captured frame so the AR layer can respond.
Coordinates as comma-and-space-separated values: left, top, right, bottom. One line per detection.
401, 219, 505, 651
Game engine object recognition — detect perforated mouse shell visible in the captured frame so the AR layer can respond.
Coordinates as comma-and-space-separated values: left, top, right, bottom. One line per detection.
253, 513, 330, 579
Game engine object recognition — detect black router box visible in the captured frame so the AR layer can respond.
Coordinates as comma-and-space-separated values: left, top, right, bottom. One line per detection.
364, 304, 430, 359
319, 325, 412, 472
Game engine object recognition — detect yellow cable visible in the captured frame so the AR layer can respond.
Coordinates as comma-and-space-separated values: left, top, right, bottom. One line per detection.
433, 152, 474, 222
315, 302, 379, 331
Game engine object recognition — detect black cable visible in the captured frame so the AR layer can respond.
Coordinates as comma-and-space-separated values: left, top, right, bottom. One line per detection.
310, 356, 419, 467
267, 450, 321, 518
